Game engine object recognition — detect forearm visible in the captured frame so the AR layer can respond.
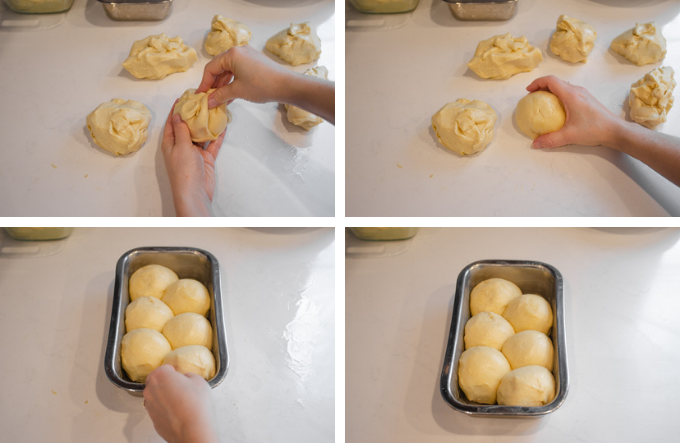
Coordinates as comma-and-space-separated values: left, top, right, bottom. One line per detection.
279, 74, 335, 124
172, 189, 214, 217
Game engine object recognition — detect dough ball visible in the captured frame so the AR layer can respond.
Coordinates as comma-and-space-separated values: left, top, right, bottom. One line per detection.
266, 22, 321, 66
162, 279, 211, 316
611, 22, 666, 66
125, 296, 174, 333
285, 66, 329, 130
162, 345, 216, 381
501, 330, 554, 371
129, 264, 179, 301
162, 312, 213, 350
86, 99, 151, 156
121, 328, 172, 383
502, 294, 553, 334
431, 99, 497, 156
629, 66, 676, 129
470, 278, 522, 316
122, 33, 198, 80
457, 346, 511, 404
497, 365, 555, 407
205, 15, 251, 56
464, 311, 515, 351
467, 33, 543, 80
515, 91, 566, 140
174, 88, 231, 143
550, 15, 597, 63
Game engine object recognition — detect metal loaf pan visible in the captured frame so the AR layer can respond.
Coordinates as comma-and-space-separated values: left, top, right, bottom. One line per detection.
97, 0, 172, 21
443, 0, 518, 21
105, 247, 229, 397
440, 260, 568, 417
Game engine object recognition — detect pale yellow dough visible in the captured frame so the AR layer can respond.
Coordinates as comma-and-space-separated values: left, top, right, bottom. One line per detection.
162, 279, 211, 316
431, 99, 497, 156
174, 88, 231, 143
162, 313, 213, 350
266, 22, 321, 66
464, 311, 515, 351
468, 33, 543, 80
162, 345, 216, 380
285, 66, 329, 130
125, 296, 174, 333
497, 365, 555, 407
470, 278, 522, 316
502, 293, 553, 334
129, 264, 179, 301
122, 33, 198, 80
457, 346, 511, 404
550, 15, 597, 63
611, 22, 666, 66
515, 91, 566, 140
121, 328, 172, 383
501, 330, 554, 371
629, 66, 676, 129
86, 99, 151, 156
205, 15, 252, 56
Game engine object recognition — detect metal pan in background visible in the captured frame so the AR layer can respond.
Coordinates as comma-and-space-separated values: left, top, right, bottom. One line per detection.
443, 0, 518, 21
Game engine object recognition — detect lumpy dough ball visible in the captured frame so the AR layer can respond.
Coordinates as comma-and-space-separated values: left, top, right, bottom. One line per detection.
502, 294, 553, 334
611, 22, 666, 66
162, 313, 213, 350
550, 15, 597, 63
629, 66, 676, 129
470, 278, 522, 316
431, 99, 497, 156
497, 365, 555, 407
502, 330, 554, 371
515, 91, 566, 140
467, 33, 543, 80
162, 279, 211, 316
129, 264, 179, 301
125, 296, 174, 333
458, 346, 511, 404
162, 345, 216, 381
464, 311, 515, 351
86, 99, 152, 156
121, 328, 172, 383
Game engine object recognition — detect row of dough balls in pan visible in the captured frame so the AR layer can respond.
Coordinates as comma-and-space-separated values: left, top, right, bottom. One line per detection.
458, 278, 556, 407
121, 264, 216, 383
432, 16, 676, 156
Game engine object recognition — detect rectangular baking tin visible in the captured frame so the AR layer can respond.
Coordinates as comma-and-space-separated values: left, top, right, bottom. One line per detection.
105, 247, 229, 397
440, 260, 568, 417
97, 0, 171, 21
443, 0, 518, 21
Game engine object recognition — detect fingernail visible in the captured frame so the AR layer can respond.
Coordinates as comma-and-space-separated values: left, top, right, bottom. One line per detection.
208, 98, 217, 108
532, 141, 542, 149
173, 113, 181, 123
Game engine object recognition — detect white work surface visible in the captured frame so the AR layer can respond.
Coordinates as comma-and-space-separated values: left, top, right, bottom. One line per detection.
346, 227, 680, 442
0, 227, 335, 442
0, 0, 335, 216
346, 0, 680, 216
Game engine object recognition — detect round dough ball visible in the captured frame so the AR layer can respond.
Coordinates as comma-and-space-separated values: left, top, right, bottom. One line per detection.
162, 312, 213, 350
550, 15, 597, 63
121, 328, 172, 383
464, 311, 515, 351
265, 22, 321, 66
129, 264, 179, 301
515, 91, 566, 140
502, 294, 553, 334
86, 99, 151, 156
458, 346, 511, 404
125, 296, 174, 333
629, 66, 676, 129
497, 365, 555, 407
122, 33, 197, 80
162, 345, 216, 381
162, 279, 211, 316
501, 330, 554, 371
611, 22, 666, 66
431, 99, 497, 156
174, 88, 231, 143
470, 278, 522, 316
467, 33, 543, 80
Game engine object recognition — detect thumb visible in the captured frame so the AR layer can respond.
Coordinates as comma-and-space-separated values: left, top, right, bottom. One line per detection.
172, 113, 193, 144
532, 129, 570, 149
208, 85, 236, 109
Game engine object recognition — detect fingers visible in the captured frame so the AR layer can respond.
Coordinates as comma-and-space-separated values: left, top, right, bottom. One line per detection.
161, 101, 178, 156
197, 49, 236, 94
205, 127, 227, 160
207, 85, 235, 109
172, 113, 193, 145
526, 75, 568, 97
532, 128, 572, 149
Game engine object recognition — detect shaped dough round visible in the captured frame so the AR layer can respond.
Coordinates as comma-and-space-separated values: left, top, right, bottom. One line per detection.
162, 279, 211, 316
497, 365, 555, 407
205, 15, 251, 56
629, 66, 676, 129
467, 33, 543, 80
121, 328, 172, 383
285, 66, 329, 130
502, 293, 553, 334
174, 88, 231, 143
464, 311, 515, 351
431, 99, 497, 156
470, 278, 522, 316
162, 345, 216, 381
515, 91, 566, 140
129, 264, 179, 301
125, 296, 174, 333
122, 33, 198, 80
266, 22, 321, 66
550, 15, 597, 63
162, 312, 213, 350
611, 22, 666, 66
501, 330, 554, 371
86, 99, 151, 156
458, 346, 511, 404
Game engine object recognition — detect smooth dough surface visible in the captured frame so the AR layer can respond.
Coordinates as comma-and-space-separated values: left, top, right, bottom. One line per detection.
162, 279, 211, 316
122, 33, 197, 80
285, 66, 328, 130
205, 15, 251, 56
431, 99, 497, 156
470, 278, 522, 316
502, 294, 553, 334
125, 296, 174, 333
265, 22, 321, 66
162, 345, 216, 380
497, 365, 555, 407
629, 66, 676, 129
550, 15, 597, 63
457, 346, 511, 404
515, 91, 566, 140
464, 311, 515, 351
611, 22, 666, 66
501, 330, 554, 371
86, 99, 151, 156
174, 88, 231, 143
467, 33, 543, 80
121, 328, 172, 383
162, 312, 213, 350
129, 264, 179, 301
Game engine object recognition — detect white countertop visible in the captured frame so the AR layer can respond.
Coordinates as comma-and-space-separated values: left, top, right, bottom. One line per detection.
0, 0, 335, 216
346, 0, 680, 216
346, 227, 680, 442
0, 227, 335, 442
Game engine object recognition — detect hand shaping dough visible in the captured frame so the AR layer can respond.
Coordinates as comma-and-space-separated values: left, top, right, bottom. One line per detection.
205, 15, 252, 56
162, 345, 216, 380
497, 365, 555, 407
458, 346, 511, 404
629, 66, 676, 129
502, 293, 553, 334
86, 99, 151, 156
515, 91, 566, 140
121, 328, 172, 383
125, 296, 174, 333
162, 312, 213, 350
470, 278, 522, 316
611, 22, 666, 66
467, 33, 543, 80
162, 279, 211, 316
285, 66, 328, 130
464, 311, 515, 351
501, 330, 554, 371
550, 15, 597, 63
122, 33, 198, 80
431, 99, 497, 155
129, 264, 179, 301
266, 22, 321, 66
174, 88, 231, 143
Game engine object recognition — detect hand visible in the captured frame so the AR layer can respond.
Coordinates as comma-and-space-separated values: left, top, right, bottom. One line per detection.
143, 365, 220, 443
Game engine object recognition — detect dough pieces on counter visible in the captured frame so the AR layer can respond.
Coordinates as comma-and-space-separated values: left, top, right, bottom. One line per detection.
266, 22, 321, 66
121, 328, 172, 382
174, 88, 231, 143
629, 66, 676, 129
162, 345, 216, 380
502, 293, 553, 334
162, 278, 211, 316
501, 330, 554, 371
129, 264, 179, 301
431, 99, 497, 156
285, 66, 329, 130
125, 296, 174, 333
86, 99, 151, 156
611, 22, 666, 66
464, 311, 515, 351
496, 365, 555, 407
515, 91, 566, 140
122, 33, 198, 80
162, 312, 213, 350
550, 15, 597, 63
467, 33, 543, 80
457, 346, 511, 404
470, 278, 522, 316
205, 15, 252, 56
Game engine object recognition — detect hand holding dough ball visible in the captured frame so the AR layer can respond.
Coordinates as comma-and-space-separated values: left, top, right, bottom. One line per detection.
162, 279, 211, 316
502, 330, 554, 371
125, 296, 174, 333
470, 278, 522, 316
285, 66, 329, 130
162, 345, 216, 381
121, 328, 172, 382
431, 99, 497, 156
266, 22, 321, 66
86, 99, 151, 156
629, 66, 676, 129
464, 311, 515, 351
457, 346, 511, 404
550, 15, 597, 63
174, 88, 231, 143
502, 293, 553, 334
467, 33, 543, 80
497, 365, 555, 407
162, 313, 213, 350
122, 33, 198, 80
611, 22, 666, 66
205, 15, 251, 56
129, 264, 179, 301
516, 91, 566, 140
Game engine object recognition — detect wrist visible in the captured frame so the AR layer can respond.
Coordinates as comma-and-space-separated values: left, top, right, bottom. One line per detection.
172, 189, 213, 217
